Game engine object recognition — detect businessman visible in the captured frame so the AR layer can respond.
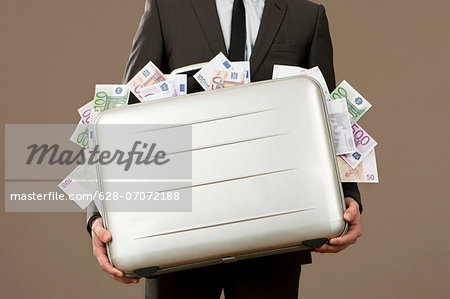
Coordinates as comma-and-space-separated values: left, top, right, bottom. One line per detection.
88, 0, 363, 298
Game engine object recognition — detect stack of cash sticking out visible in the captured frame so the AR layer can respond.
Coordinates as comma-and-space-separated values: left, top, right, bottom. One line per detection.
59, 56, 378, 212
273, 65, 379, 183
60, 61, 190, 210
61, 84, 131, 210
126, 61, 187, 102
194, 52, 250, 90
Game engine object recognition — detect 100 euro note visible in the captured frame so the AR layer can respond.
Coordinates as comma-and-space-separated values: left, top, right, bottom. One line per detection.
341, 120, 377, 169
126, 61, 167, 102
69, 120, 90, 149
194, 52, 237, 90
327, 98, 356, 155
85, 85, 130, 148
77, 100, 93, 124
331, 80, 372, 122
93, 84, 130, 112
58, 159, 99, 210
337, 149, 379, 183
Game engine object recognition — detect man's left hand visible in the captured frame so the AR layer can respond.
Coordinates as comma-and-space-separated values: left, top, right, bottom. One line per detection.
315, 197, 362, 253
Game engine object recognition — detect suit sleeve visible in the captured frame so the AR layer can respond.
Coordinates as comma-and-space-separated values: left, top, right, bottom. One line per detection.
86, 0, 169, 236
123, 0, 168, 103
86, 202, 100, 236
307, 5, 363, 213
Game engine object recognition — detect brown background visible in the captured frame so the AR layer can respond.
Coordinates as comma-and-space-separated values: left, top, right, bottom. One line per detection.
1, 0, 449, 298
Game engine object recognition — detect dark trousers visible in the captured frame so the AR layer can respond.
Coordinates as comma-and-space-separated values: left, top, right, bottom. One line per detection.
145, 252, 310, 299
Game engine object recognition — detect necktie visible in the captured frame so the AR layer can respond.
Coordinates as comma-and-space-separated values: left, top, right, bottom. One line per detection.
229, 0, 246, 61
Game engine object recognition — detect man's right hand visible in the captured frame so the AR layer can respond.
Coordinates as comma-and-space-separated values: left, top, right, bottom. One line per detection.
91, 217, 140, 284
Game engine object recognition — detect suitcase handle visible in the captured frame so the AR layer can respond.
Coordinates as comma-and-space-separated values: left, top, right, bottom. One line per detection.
170, 62, 207, 76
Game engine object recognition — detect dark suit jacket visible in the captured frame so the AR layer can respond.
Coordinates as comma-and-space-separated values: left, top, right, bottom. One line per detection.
87, 0, 362, 266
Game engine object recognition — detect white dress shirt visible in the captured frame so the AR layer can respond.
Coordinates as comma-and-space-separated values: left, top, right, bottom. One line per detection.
215, 0, 265, 60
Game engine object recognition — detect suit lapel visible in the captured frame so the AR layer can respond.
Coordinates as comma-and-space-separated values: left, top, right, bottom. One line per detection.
250, 0, 288, 78
191, 0, 228, 57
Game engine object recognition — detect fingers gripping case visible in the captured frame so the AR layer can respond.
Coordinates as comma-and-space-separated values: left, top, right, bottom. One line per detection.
93, 76, 347, 278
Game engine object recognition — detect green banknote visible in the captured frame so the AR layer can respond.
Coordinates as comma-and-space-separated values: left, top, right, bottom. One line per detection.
93, 84, 130, 112
331, 80, 372, 122
69, 120, 90, 149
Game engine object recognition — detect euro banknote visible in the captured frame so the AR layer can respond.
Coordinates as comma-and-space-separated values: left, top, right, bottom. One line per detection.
303, 66, 331, 99
272, 65, 330, 100
69, 120, 90, 149
337, 149, 379, 183
340, 120, 377, 169
126, 61, 167, 102
272, 64, 303, 79
210, 69, 246, 89
331, 80, 372, 122
194, 52, 237, 90
165, 74, 187, 95
88, 109, 101, 149
93, 84, 130, 112
140, 80, 178, 102
77, 100, 93, 124
231, 61, 251, 83
78, 84, 129, 125
79, 85, 130, 149
327, 98, 356, 155
58, 161, 98, 209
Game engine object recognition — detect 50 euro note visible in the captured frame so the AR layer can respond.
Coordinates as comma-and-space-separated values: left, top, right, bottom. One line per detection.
210, 69, 246, 89
165, 74, 187, 95
331, 80, 372, 122
140, 80, 178, 102
272, 65, 330, 100
126, 61, 167, 101
337, 149, 379, 183
231, 61, 250, 83
327, 98, 356, 155
340, 120, 377, 169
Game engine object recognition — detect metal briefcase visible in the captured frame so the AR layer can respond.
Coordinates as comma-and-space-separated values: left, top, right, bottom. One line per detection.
94, 76, 347, 277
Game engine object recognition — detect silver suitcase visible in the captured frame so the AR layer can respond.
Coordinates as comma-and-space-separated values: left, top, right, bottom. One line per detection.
94, 76, 347, 277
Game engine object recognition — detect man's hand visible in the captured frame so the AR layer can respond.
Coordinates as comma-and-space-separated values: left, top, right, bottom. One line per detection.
91, 217, 140, 284
315, 197, 362, 253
